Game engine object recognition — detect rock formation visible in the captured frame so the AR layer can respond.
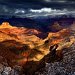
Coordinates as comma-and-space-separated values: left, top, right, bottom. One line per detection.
48, 22, 63, 32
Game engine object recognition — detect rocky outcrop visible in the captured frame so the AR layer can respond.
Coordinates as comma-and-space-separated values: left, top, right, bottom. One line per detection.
35, 42, 75, 75
48, 22, 63, 32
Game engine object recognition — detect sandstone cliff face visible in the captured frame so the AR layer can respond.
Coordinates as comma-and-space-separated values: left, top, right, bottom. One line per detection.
0, 22, 75, 75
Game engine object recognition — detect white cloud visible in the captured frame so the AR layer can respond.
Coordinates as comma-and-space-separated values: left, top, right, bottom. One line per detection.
29, 8, 67, 14
44, 0, 67, 3
30, 8, 57, 13
26, 8, 75, 18
44, 0, 51, 2
15, 9, 25, 14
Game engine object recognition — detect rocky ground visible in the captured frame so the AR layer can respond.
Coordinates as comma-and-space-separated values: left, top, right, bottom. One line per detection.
0, 43, 75, 75
35, 43, 75, 75
0, 55, 22, 75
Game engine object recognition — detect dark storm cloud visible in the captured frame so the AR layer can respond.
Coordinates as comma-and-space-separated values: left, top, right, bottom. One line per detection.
0, 0, 75, 18
0, 0, 75, 9
0, 0, 75, 3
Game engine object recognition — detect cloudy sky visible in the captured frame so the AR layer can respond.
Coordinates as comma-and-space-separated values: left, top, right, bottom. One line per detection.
0, 0, 75, 18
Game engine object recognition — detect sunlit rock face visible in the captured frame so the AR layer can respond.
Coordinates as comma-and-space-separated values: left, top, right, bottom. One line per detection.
0, 22, 75, 75
0, 22, 16, 29
0, 22, 41, 34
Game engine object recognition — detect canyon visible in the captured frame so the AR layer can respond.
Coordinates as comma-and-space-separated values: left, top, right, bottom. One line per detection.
0, 22, 75, 75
